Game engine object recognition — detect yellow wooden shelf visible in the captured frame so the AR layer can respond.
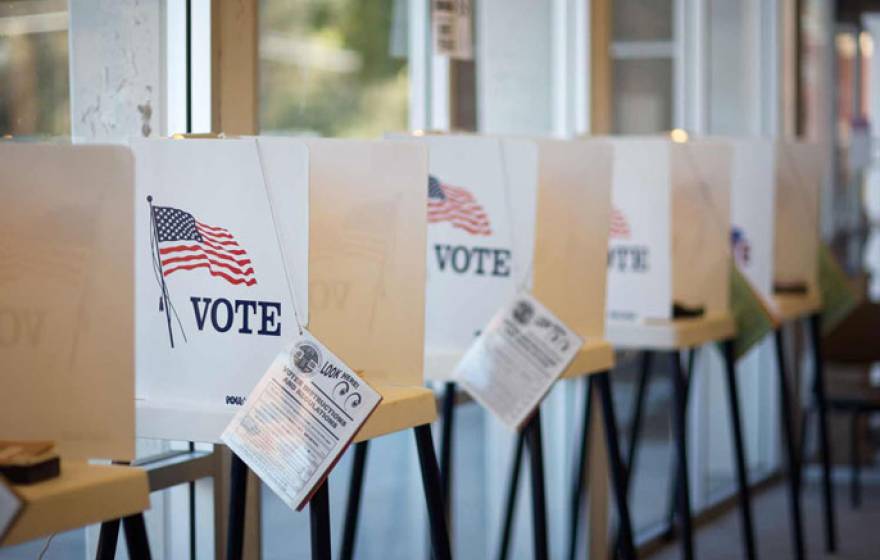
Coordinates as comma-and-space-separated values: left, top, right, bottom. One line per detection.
2, 461, 149, 547
770, 293, 822, 324
354, 384, 437, 443
606, 312, 736, 351
559, 339, 615, 379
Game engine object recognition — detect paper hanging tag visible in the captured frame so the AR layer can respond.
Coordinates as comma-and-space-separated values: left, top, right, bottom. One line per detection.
221, 330, 381, 511
454, 292, 583, 431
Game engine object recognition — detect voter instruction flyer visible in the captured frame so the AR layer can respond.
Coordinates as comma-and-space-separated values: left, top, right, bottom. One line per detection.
221, 330, 381, 511
455, 293, 583, 431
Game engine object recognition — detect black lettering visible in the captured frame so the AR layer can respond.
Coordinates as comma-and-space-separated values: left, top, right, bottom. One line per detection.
472, 247, 491, 275
235, 300, 257, 334
258, 301, 282, 336
434, 244, 452, 271
211, 299, 234, 333
451, 246, 471, 272
492, 249, 511, 277
190, 297, 212, 330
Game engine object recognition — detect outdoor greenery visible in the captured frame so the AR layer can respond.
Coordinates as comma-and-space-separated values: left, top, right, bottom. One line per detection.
260, 0, 409, 137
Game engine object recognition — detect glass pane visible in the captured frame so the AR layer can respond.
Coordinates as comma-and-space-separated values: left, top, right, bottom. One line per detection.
0, 0, 70, 137
707, 0, 751, 135
260, 0, 409, 137
613, 0, 674, 42
612, 58, 673, 134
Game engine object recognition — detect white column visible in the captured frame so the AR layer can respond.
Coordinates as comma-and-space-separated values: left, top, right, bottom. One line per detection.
68, 0, 165, 141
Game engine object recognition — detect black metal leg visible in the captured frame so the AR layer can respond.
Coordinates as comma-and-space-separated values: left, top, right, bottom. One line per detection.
851, 411, 861, 509
624, 351, 653, 490
669, 351, 694, 560
188, 441, 197, 560
340, 441, 370, 560
122, 513, 152, 560
775, 328, 806, 560
807, 313, 837, 553
665, 349, 695, 538
309, 480, 332, 560
414, 424, 453, 560
498, 431, 527, 560
95, 519, 120, 560
567, 377, 593, 560
722, 339, 758, 560
440, 381, 457, 525
226, 452, 248, 560
525, 410, 549, 560
594, 372, 638, 560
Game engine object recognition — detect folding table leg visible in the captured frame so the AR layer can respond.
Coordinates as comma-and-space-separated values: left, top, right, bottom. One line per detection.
524, 410, 549, 560
226, 452, 249, 560
807, 313, 838, 553
775, 328, 806, 560
851, 410, 862, 509
721, 339, 757, 560
309, 480, 332, 560
498, 432, 527, 560
439, 381, 457, 524
122, 513, 152, 560
669, 351, 694, 560
414, 424, 453, 560
624, 351, 654, 490
340, 441, 370, 560
95, 519, 120, 560
567, 377, 592, 560
594, 371, 637, 560
666, 350, 695, 536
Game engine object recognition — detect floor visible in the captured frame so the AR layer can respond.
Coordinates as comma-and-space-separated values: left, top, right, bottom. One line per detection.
649, 475, 880, 560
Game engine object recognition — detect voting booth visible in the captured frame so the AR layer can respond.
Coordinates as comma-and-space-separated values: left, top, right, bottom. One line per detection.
0, 143, 136, 461
531, 138, 615, 374
134, 138, 429, 442
728, 139, 823, 313
606, 137, 733, 325
406, 134, 539, 380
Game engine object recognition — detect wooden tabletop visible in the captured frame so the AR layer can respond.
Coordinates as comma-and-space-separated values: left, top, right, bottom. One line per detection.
770, 293, 822, 324
606, 312, 736, 351
354, 384, 437, 442
2, 461, 149, 546
559, 339, 616, 379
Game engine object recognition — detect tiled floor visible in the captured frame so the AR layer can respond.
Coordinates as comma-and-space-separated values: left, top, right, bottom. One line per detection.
649, 475, 880, 560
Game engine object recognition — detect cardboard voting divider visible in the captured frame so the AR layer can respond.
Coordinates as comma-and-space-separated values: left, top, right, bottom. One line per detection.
0, 143, 135, 460
774, 141, 822, 299
133, 138, 309, 442
404, 135, 538, 380
532, 138, 613, 340
304, 139, 427, 389
728, 139, 823, 313
728, 139, 776, 300
135, 138, 427, 442
607, 138, 733, 323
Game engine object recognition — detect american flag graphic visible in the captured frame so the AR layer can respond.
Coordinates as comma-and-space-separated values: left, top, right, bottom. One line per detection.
152, 206, 256, 286
609, 207, 631, 239
427, 175, 491, 236
731, 226, 750, 266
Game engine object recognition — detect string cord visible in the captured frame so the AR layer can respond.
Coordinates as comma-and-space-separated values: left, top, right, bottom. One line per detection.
497, 140, 534, 294
252, 140, 305, 336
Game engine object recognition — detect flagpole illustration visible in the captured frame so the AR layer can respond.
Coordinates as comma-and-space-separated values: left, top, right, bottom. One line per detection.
148, 195, 175, 348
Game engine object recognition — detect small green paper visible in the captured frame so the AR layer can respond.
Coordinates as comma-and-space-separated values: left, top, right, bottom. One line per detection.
818, 244, 859, 334
726, 263, 774, 359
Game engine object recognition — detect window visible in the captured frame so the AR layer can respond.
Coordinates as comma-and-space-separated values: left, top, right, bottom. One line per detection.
259, 0, 410, 137
0, 0, 69, 137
